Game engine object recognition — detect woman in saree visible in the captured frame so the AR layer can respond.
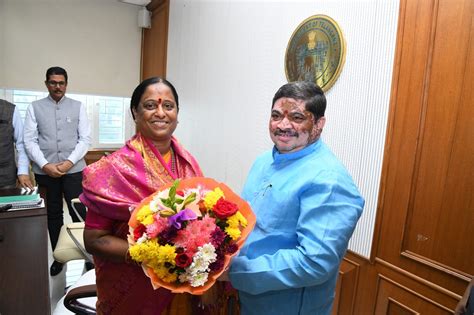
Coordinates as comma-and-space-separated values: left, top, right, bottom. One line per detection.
81, 77, 234, 314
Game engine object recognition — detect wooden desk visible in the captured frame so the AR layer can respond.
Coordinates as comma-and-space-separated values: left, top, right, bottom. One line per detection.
0, 191, 50, 314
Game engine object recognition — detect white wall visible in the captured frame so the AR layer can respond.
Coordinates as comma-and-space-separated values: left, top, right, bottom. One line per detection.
0, 0, 5, 87
1, 0, 142, 97
168, 0, 400, 258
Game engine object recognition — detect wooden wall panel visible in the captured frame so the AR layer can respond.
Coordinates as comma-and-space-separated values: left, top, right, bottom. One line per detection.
375, 0, 472, 293
386, 298, 419, 315
374, 276, 453, 315
401, 0, 473, 276
141, 0, 169, 79
343, 0, 473, 313
332, 258, 360, 315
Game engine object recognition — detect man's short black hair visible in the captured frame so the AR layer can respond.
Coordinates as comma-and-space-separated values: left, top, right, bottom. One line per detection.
272, 81, 326, 120
46, 66, 68, 83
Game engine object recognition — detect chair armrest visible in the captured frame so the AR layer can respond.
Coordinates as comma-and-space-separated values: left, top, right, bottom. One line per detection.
64, 284, 97, 315
71, 198, 85, 222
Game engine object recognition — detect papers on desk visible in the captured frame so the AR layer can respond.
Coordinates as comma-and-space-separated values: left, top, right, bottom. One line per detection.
0, 186, 44, 211
2, 198, 45, 210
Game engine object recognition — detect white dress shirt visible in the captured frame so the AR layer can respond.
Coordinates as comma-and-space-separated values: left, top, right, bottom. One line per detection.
12, 106, 30, 175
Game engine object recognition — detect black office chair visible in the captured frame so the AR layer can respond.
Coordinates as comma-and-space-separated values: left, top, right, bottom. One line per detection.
53, 269, 97, 314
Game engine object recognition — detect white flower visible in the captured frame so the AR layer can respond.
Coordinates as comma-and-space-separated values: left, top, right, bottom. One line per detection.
199, 243, 217, 262
149, 195, 166, 212
182, 188, 196, 196
158, 188, 171, 198
190, 271, 209, 287
189, 257, 209, 273
178, 272, 189, 283
186, 243, 217, 274
179, 243, 218, 286
136, 233, 148, 244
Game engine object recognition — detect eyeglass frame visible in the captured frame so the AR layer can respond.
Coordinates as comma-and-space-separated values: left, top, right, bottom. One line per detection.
46, 80, 67, 87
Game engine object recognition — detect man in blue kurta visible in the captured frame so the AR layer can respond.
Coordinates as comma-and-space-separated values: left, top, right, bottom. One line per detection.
228, 81, 364, 315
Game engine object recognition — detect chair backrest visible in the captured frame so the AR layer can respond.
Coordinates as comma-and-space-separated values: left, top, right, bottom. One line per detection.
71, 198, 85, 222
53, 269, 97, 315
53, 198, 93, 263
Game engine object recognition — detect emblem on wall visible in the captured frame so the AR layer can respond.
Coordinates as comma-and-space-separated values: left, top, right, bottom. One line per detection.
285, 15, 346, 92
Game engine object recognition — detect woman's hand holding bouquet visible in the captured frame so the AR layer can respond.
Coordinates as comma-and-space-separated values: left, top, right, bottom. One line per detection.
128, 177, 255, 295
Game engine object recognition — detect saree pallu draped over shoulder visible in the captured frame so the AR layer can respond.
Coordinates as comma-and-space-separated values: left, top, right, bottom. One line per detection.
81, 134, 202, 222
80, 133, 208, 314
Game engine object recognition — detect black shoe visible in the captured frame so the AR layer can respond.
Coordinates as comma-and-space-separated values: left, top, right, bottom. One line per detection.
50, 261, 64, 276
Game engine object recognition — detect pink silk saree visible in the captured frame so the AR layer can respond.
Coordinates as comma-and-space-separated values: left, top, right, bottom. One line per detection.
80, 133, 203, 315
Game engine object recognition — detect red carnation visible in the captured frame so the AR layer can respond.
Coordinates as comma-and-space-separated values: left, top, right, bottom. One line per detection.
176, 190, 184, 197
175, 252, 193, 268
213, 198, 238, 219
133, 224, 147, 241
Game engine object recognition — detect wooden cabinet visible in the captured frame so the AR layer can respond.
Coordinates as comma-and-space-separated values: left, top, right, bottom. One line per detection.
342, 0, 473, 313
0, 207, 50, 315
84, 149, 114, 165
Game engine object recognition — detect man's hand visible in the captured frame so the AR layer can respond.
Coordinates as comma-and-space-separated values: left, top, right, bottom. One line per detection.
42, 163, 65, 178
57, 160, 74, 173
17, 175, 34, 189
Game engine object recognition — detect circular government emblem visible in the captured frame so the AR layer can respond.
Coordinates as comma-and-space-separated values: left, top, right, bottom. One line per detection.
285, 15, 346, 92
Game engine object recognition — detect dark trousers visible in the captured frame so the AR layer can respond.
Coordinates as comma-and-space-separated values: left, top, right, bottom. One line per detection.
35, 172, 86, 251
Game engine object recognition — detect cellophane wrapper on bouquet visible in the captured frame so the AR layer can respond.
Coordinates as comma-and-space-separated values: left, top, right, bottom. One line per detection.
127, 177, 256, 295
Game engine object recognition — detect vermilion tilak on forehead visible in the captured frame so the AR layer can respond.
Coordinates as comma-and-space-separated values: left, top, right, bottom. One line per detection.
277, 100, 306, 112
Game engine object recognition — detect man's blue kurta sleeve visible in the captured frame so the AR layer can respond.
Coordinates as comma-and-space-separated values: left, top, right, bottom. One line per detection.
229, 171, 364, 295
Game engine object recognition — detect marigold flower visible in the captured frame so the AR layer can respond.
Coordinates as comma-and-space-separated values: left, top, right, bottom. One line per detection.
136, 205, 154, 225
156, 244, 177, 265
227, 211, 248, 228
203, 187, 224, 209
225, 226, 241, 240
153, 265, 178, 283
129, 238, 160, 262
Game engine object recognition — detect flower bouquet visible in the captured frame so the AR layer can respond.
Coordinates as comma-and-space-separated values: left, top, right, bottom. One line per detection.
127, 177, 256, 295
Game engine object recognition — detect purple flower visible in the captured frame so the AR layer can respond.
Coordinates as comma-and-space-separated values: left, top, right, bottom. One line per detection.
210, 227, 226, 247
168, 208, 197, 229
209, 254, 225, 272
225, 243, 238, 254
158, 226, 178, 245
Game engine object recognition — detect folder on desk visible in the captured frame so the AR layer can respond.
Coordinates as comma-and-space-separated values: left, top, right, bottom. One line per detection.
4, 199, 44, 210
0, 187, 43, 210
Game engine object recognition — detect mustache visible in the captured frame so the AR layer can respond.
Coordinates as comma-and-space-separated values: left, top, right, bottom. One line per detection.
274, 128, 298, 137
